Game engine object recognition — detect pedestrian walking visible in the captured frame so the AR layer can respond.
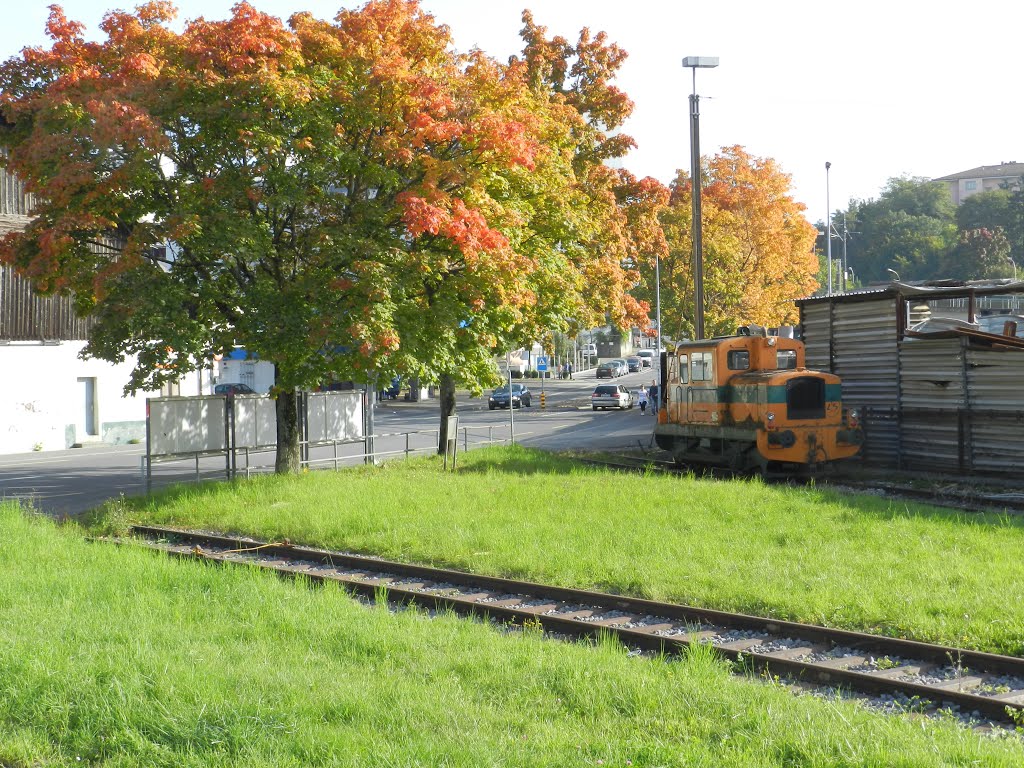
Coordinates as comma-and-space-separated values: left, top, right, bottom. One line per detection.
567, 362, 573, 379
637, 385, 649, 415
649, 380, 658, 410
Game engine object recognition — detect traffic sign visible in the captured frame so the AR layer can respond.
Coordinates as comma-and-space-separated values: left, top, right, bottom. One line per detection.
536, 355, 548, 372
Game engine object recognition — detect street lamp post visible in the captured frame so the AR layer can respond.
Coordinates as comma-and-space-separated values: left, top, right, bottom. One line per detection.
655, 249, 663, 406
683, 55, 718, 340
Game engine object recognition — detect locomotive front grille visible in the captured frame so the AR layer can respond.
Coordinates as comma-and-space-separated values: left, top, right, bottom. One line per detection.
785, 376, 825, 420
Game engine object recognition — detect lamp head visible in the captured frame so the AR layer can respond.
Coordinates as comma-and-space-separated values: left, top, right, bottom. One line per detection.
682, 56, 719, 69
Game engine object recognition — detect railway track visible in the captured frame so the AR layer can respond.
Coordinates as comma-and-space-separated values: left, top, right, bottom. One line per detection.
127, 524, 1024, 727
579, 453, 1024, 515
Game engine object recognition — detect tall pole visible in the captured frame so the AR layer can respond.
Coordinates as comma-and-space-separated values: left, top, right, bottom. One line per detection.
655, 250, 663, 402
842, 212, 849, 293
825, 161, 832, 295
683, 57, 716, 340
689, 78, 705, 340
506, 351, 514, 446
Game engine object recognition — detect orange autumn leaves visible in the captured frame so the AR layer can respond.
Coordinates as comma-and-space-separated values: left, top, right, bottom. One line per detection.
0, 0, 818, 395
655, 147, 819, 339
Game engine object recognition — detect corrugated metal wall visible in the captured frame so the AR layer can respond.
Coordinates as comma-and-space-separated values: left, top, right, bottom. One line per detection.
0, 153, 34, 216
802, 293, 1024, 477
0, 266, 94, 340
800, 302, 831, 372
801, 297, 901, 463
965, 347, 1024, 472
899, 338, 964, 470
0, 163, 96, 341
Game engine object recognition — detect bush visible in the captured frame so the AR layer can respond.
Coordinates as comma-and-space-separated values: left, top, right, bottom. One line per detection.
510, 370, 523, 379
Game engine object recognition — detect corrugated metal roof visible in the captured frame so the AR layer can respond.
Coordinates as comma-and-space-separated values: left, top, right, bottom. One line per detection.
797, 280, 1024, 306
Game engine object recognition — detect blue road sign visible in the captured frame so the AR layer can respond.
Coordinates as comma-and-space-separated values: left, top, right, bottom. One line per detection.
536, 355, 548, 372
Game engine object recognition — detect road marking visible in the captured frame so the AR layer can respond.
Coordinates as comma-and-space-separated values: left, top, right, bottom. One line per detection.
0, 448, 146, 468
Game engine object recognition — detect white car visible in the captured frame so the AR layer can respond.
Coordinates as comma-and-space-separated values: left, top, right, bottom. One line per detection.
635, 350, 656, 367
591, 384, 634, 410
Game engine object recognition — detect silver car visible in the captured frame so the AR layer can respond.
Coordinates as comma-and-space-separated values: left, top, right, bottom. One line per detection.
591, 384, 634, 410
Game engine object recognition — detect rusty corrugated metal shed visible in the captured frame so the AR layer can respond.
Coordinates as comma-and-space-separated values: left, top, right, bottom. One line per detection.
799, 286, 1024, 477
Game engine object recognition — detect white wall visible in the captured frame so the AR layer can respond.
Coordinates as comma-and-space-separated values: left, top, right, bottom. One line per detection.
0, 341, 203, 454
216, 358, 275, 393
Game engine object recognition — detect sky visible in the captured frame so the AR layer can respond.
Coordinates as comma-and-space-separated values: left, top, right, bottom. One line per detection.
3, 0, 1022, 225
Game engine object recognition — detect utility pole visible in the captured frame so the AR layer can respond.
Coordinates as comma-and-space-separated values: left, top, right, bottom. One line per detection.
825, 161, 832, 295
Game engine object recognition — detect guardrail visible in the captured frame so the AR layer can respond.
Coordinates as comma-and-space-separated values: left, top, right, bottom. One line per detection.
140, 423, 513, 487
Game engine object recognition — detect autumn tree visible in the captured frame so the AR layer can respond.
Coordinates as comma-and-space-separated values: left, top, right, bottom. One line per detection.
0, 1, 655, 471
509, 10, 660, 336
655, 147, 818, 339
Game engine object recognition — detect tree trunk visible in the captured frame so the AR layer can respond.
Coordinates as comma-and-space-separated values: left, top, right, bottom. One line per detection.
437, 373, 456, 455
275, 387, 302, 474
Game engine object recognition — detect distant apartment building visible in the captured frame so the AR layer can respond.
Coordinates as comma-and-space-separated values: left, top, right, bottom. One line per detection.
934, 161, 1024, 205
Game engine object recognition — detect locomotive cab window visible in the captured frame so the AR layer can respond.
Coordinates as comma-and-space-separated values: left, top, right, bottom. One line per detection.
677, 354, 688, 383
690, 352, 713, 382
776, 350, 797, 370
727, 350, 750, 370
786, 376, 825, 420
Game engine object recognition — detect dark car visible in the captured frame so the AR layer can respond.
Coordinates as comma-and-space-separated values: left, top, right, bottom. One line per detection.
489, 383, 532, 409
214, 382, 256, 395
380, 376, 403, 400
596, 363, 617, 379
626, 356, 643, 372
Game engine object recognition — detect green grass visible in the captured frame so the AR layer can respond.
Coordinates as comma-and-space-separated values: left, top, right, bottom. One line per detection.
87, 445, 1024, 657
3, 502, 1023, 766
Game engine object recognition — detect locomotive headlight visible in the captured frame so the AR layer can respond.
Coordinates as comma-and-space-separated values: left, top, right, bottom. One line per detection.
848, 409, 860, 427
766, 412, 775, 429
766, 412, 775, 421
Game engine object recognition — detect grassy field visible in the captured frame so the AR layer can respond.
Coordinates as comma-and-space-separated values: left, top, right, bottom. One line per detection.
90, 445, 1024, 657
3, 501, 1023, 766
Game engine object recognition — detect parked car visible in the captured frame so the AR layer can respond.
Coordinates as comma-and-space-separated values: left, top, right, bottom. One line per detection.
595, 363, 617, 379
214, 383, 256, 395
609, 359, 629, 376
626, 356, 643, 372
635, 349, 656, 367
488, 383, 532, 409
591, 384, 634, 410
581, 343, 598, 356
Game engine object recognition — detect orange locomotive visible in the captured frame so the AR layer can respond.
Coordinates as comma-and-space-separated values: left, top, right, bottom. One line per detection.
653, 326, 862, 473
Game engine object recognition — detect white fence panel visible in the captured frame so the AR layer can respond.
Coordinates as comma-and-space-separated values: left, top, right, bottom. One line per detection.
233, 395, 278, 449
148, 396, 228, 457
308, 391, 363, 444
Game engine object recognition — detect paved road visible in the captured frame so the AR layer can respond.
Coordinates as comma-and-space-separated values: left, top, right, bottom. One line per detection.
0, 366, 660, 517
